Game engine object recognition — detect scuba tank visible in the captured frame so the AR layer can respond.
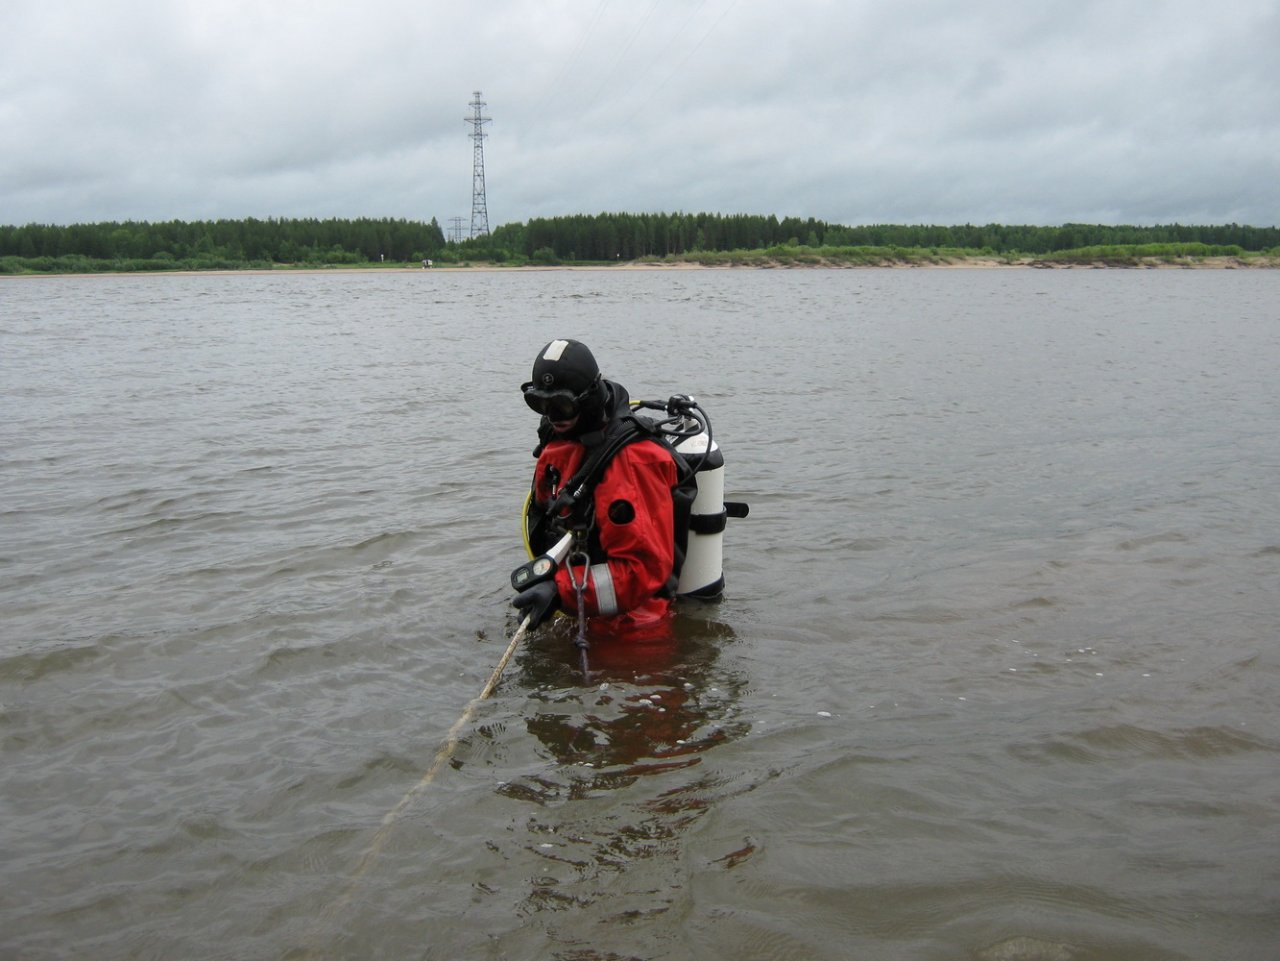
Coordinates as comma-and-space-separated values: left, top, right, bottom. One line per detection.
666, 402, 731, 598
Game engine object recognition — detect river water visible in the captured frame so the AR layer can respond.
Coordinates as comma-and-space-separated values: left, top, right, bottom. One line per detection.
2, 266, 1278, 961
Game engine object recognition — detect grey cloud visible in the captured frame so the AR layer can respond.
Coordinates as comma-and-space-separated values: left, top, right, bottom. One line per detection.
2, 0, 1277, 227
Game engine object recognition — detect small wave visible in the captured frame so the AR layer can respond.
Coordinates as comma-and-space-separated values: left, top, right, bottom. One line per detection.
1010, 723, 1276, 765
1116, 531, 1189, 551
0, 641, 104, 683
90, 488, 161, 511
977, 935, 1076, 961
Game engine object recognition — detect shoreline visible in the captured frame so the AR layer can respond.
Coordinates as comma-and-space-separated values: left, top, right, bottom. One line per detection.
3, 255, 1276, 279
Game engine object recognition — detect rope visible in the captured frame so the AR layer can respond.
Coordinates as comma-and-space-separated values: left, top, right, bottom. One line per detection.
306, 613, 534, 950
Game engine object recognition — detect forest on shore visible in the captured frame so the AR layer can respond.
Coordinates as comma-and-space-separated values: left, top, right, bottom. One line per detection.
3, 212, 1278, 274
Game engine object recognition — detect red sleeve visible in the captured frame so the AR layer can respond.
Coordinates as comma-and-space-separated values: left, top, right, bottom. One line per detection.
555, 440, 677, 616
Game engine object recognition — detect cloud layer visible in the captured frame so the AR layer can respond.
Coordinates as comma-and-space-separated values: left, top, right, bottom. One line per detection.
4, 0, 1278, 227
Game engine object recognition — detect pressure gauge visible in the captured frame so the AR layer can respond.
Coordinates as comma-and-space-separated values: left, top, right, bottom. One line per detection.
511, 555, 556, 590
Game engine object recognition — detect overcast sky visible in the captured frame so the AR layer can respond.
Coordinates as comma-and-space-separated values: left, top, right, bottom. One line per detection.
3, 0, 1278, 229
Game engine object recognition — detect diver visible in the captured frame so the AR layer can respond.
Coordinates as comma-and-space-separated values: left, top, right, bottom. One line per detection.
513, 339, 683, 639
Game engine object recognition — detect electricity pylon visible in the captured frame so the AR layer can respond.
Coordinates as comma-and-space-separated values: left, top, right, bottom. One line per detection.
466, 91, 491, 239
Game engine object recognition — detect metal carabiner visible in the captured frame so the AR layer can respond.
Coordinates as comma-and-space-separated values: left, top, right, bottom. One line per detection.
565, 544, 592, 680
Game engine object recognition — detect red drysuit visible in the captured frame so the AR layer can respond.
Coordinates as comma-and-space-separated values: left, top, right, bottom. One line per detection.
531, 433, 679, 635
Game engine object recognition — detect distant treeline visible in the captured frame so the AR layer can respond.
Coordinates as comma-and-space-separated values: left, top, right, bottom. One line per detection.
487, 213, 1280, 262
2, 213, 1278, 273
0, 217, 447, 271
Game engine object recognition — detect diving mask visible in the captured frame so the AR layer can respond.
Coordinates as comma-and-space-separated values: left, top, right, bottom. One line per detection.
521, 379, 597, 421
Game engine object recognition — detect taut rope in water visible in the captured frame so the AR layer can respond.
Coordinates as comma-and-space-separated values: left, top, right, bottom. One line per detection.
308, 612, 534, 947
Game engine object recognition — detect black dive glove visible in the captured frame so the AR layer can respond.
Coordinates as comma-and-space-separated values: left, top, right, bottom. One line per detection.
512, 580, 560, 628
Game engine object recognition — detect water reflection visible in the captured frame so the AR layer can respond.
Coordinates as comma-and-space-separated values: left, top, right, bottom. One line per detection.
508, 605, 745, 781
489, 607, 751, 926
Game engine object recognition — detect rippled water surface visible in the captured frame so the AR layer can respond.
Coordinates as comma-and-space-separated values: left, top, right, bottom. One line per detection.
3, 267, 1278, 960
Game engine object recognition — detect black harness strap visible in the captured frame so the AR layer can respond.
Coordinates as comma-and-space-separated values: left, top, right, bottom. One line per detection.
546, 413, 662, 519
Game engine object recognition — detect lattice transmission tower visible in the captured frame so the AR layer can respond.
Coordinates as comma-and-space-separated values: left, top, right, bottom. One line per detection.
466, 91, 492, 239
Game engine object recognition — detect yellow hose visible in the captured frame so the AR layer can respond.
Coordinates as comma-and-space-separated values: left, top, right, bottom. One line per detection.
520, 488, 535, 559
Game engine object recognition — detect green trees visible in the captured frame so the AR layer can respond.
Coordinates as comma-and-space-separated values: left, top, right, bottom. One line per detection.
0, 216, 449, 271
467, 214, 1279, 263
1, 213, 1276, 274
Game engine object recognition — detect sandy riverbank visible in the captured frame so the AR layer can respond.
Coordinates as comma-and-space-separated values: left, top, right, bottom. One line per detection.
129, 254, 1280, 276
4, 255, 1277, 279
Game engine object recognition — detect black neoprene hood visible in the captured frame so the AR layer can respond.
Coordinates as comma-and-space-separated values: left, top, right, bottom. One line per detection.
530, 339, 600, 394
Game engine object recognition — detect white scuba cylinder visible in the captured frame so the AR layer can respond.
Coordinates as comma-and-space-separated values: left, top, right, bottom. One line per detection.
672, 422, 727, 598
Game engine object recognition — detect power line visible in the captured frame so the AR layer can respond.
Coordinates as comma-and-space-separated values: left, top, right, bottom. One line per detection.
623, 0, 739, 125
530, 0, 613, 123
583, 0, 664, 111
